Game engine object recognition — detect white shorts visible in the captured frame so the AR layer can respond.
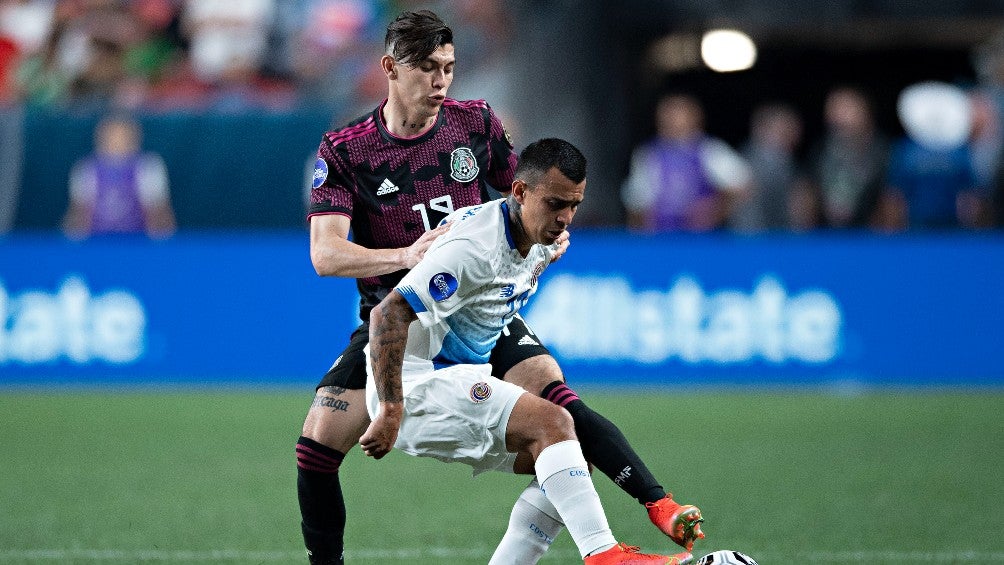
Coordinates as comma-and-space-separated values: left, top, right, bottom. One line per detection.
366, 363, 524, 475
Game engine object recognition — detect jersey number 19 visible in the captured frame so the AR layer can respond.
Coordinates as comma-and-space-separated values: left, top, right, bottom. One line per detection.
412, 195, 455, 231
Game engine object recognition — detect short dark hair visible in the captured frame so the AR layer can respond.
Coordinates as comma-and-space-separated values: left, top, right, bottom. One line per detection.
515, 138, 587, 185
385, 10, 453, 66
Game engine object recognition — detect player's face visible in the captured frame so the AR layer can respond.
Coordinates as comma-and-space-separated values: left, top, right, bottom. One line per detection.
395, 44, 455, 116
516, 167, 585, 246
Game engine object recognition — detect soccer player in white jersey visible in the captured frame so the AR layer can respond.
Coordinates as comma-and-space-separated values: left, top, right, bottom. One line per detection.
298, 11, 704, 564
360, 139, 691, 565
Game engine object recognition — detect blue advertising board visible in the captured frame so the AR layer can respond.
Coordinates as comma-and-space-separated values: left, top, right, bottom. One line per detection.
1, 232, 1002, 387
522, 232, 1004, 387
0, 233, 357, 386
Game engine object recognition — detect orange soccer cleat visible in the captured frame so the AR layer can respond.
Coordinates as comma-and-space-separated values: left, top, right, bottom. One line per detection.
584, 542, 693, 564
645, 495, 706, 551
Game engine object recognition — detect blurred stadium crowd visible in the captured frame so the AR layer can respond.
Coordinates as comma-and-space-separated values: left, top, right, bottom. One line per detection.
1, 0, 1004, 232
0, 0, 434, 113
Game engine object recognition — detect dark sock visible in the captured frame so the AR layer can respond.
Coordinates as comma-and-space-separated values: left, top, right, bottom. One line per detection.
541, 382, 667, 505
296, 436, 346, 565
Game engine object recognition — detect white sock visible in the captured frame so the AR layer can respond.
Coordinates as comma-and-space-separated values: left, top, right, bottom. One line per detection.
488, 479, 564, 565
535, 440, 617, 558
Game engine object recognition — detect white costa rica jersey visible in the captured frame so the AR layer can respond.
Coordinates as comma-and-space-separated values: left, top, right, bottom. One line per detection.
393, 199, 554, 373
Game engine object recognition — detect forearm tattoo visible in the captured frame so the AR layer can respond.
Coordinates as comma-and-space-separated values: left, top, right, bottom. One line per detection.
370, 296, 415, 403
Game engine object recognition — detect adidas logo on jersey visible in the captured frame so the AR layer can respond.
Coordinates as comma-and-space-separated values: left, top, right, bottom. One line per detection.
376, 178, 399, 195
517, 335, 539, 346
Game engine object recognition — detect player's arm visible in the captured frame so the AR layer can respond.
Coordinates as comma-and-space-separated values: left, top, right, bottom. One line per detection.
359, 291, 417, 459
309, 213, 450, 278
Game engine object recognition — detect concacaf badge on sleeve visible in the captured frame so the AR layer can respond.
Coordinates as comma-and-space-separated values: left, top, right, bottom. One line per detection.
429, 272, 459, 302
311, 158, 329, 189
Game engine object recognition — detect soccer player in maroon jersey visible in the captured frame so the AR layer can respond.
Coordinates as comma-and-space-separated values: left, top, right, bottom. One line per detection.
295, 10, 703, 564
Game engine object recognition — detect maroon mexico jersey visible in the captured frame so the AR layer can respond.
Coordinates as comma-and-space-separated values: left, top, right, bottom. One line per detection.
308, 97, 518, 322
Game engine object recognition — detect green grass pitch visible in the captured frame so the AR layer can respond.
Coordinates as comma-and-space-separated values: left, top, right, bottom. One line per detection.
1, 389, 1001, 564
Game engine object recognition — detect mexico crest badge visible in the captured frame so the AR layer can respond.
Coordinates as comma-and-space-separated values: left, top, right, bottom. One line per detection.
449, 147, 479, 183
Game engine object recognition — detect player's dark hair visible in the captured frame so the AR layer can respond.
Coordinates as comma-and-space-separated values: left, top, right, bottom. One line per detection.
385, 10, 453, 66
516, 138, 587, 185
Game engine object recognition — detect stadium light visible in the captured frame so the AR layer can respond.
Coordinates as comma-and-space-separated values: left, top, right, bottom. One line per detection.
700, 29, 757, 72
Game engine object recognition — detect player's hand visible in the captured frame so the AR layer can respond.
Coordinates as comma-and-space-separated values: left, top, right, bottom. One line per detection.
551, 229, 570, 262
402, 222, 451, 269
359, 402, 403, 459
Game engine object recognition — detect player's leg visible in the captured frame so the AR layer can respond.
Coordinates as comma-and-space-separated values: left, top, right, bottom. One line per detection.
505, 394, 687, 563
491, 316, 704, 551
381, 365, 680, 564
491, 316, 665, 503
296, 326, 372, 565
488, 478, 564, 565
503, 392, 618, 559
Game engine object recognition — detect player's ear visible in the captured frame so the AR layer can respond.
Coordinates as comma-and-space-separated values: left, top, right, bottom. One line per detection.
511, 179, 527, 204
381, 55, 397, 79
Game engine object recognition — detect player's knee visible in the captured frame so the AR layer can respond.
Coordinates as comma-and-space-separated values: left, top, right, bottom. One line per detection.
507, 394, 575, 456
537, 403, 576, 444
505, 355, 565, 394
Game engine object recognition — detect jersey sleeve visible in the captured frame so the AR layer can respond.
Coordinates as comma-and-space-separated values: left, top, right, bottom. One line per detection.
485, 104, 517, 194
394, 237, 491, 327
307, 135, 355, 219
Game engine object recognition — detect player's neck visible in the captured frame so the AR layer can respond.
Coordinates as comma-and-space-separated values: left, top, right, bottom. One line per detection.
382, 99, 438, 138
507, 197, 532, 257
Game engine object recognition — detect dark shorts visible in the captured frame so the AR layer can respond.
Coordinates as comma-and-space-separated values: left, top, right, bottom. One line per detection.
314, 316, 551, 390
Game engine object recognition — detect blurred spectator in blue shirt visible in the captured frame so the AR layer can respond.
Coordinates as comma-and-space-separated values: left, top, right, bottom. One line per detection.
622, 93, 751, 232
885, 81, 980, 230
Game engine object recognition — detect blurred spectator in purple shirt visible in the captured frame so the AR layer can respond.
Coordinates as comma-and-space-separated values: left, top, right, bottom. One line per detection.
622, 93, 751, 232
63, 114, 176, 238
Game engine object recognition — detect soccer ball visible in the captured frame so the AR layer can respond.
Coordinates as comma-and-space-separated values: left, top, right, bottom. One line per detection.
695, 550, 759, 565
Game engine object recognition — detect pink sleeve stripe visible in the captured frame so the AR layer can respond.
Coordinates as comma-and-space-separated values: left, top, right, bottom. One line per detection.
444, 98, 488, 110
327, 116, 376, 147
